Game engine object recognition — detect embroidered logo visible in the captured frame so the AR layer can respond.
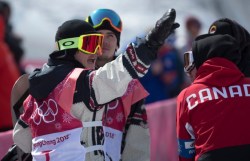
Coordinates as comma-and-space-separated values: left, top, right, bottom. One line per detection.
107, 99, 119, 110
62, 112, 73, 123
116, 112, 124, 122
31, 99, 58, 125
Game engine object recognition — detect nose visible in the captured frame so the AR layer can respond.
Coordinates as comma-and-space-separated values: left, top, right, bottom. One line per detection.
103, 36, 109, 46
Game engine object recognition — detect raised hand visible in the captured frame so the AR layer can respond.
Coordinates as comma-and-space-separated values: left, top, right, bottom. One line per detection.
146, 8, 180, 49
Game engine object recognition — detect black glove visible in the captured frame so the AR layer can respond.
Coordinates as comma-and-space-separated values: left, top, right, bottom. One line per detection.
146, 8, 180, 49
129, 9, 179, 68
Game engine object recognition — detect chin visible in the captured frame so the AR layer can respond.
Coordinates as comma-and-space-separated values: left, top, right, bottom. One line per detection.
87, 66, 95, 69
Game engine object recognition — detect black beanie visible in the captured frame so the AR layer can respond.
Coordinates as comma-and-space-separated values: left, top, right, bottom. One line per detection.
91, 20, 121, 47
55, 19, 97, 41
208, 18, 250, 76
192, 34, 241, 70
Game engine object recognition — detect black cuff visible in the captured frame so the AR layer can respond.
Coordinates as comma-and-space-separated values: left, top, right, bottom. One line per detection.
17, 119, 29, 128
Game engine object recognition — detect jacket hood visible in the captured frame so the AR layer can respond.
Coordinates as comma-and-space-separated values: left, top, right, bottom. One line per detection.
192, 34, 241, 70
208, 18, 250, 77
193, 57, 244, 87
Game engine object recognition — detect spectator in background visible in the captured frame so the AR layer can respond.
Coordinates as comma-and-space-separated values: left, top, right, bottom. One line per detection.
177, 16, 202, 61
158, 33, 185, 98
0, 8, 20, 131
140, 33, 185, 104
183, 16, 202, 53
176, 16, 202, 87
0, 1, 25, 74
139, 58, 166, 104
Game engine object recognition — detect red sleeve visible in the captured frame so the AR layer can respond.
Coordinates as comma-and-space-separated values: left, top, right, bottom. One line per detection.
0, 15, 20, 129
0, 15, 5, 40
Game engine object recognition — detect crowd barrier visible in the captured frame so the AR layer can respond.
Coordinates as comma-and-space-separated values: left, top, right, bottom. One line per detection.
0, 130, 13, 160
146, 97, 178, 161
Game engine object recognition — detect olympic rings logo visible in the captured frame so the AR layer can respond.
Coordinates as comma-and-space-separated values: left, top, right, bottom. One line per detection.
31, 99, 58, 125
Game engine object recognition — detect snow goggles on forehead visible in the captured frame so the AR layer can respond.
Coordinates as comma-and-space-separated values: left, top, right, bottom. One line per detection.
57, 34, 104, 55
86, 9, 122, 32
184, 51, 195, 73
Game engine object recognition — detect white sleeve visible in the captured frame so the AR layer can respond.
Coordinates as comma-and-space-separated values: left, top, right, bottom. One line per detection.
92, 43, 152, 105
121, 125, 150, 161
13, 122, 32, 153
92, 54, 132, 104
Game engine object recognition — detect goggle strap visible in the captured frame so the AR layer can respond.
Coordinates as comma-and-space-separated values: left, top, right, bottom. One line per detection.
56, 34, 103, 55
92, 18, 122, 32
57, 37, 79, 50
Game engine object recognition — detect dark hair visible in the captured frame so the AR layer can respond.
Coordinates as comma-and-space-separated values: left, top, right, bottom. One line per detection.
186, 16, 201, 30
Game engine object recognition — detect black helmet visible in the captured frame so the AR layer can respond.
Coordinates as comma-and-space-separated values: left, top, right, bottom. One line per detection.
86, 9, 122, 47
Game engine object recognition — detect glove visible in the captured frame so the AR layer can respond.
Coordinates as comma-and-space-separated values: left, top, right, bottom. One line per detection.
127, 8, 179, 71
146, 8, 180, 49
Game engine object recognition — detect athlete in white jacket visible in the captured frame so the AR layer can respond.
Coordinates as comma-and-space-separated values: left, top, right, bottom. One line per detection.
13, 9, 179, 161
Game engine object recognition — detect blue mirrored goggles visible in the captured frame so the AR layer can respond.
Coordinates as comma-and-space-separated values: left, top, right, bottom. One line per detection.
86, 9, 122, 32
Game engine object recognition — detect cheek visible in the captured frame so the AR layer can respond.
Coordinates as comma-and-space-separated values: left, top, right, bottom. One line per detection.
106, 37, 117, 45
111, 40, 118, 49
75, 52, 88, 63
103, 37, 109, 44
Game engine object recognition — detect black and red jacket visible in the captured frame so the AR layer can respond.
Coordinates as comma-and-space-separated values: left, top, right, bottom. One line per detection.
177, 57, 250, 161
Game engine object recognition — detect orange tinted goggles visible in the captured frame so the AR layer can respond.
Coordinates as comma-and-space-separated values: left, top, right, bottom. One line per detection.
57, 34, 104, 55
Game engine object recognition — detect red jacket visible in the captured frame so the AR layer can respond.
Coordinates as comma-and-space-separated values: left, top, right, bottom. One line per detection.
177, 58, 250, 161
0, 15, 20, 130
